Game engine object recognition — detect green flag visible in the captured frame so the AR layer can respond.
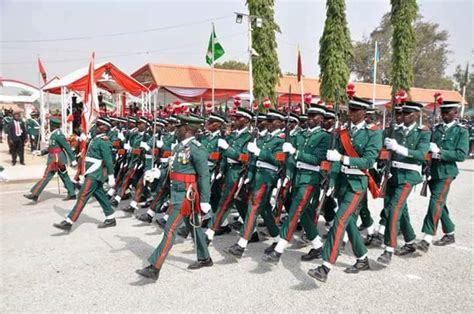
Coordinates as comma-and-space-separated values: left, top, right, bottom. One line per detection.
206, 24, 225, 65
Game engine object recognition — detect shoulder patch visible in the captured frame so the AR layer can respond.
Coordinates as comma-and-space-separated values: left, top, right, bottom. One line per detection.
418, 125, 430, 131
278, 133, 286, 139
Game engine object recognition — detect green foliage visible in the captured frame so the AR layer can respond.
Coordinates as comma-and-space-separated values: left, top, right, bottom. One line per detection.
214, 60, 249, 71
453, 60, 474, 106
318, 0, 352, 104
351, 13, 454, 90
247, 0, 281, 104
390, 0, 417, 95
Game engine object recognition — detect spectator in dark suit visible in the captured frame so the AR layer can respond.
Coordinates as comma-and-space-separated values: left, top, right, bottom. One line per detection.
7, 112, 28, 165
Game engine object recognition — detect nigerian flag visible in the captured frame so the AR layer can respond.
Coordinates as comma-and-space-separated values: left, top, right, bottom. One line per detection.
206, 24, 225, 65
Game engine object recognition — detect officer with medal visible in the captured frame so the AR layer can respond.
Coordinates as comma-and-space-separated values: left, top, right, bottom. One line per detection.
136, 115, 212, 282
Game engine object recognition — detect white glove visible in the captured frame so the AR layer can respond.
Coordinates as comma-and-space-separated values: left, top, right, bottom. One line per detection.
140, 141, 150, 150
79, 133, 88, 141
156, 140, 164, 148
124, 143, 131, 150
247, 141, 261, 156
171, 141, 178, 150
200, 203, 211, 214
32, 150, 42, 156
282, 176, 290, 187
326, 149, 342, 162
71, 160, 78, 167
429, 142, 440, 154
31, 135, 35, 140
432, 152, 441, 159
282, 142, 296, 155
108, 175, 115, 187
118, 132, 125, 141
384, 138, 399, 151
244, 178, 251, 185
215, 173, 223, 180
217, 139, 229, 150
145, 168, 161, 183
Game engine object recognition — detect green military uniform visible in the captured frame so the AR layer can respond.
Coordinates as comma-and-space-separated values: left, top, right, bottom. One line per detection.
29, 121, 76, 198
421, 120, 468, 238
147, 122, 211, 271
201, 129, 222, 212
26, 116, 41, 151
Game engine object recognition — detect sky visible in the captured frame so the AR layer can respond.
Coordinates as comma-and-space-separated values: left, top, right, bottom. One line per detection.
1, 0, 473, 87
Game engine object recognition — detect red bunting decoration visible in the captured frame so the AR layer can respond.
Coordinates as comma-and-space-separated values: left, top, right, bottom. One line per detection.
346, 83, 356, 98
263, 97, 271, 109
304, 93, 312, 104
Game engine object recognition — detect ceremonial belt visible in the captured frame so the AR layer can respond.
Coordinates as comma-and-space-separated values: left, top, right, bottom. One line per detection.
227, 157, 239, 164
392, 161, 422, 175
132, 148, 142, 155
48, 148, 62, 154
84, 156, 102, 175
339, 128, 381, 198
256, 160, 278, 172
145, 154, 153, 159
207, 161, 215, 167
170, 172, 197, 183
296, 161, 320, 172
160, 158, 169, 163
341, 165, 365, 175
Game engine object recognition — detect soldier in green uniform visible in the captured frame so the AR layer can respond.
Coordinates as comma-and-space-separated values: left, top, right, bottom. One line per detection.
262, 104, 330, 264
204, 108, 254, 243
224, 109, 286, 258
26, 111, 41, 152
416, 101, 469, 251
308, 97, 382, 282
376, 101, 431, 264
136, 115, 212, 281
24, 118, 77, 202
53, 117, 116, 231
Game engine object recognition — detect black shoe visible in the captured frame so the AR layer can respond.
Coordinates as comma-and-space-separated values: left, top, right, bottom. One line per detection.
53, 220, 72, 231
201, 217, 210, 229
301, 248, 322, 261
264, 242, 277, 255
308, 265, 330, 283
123, 205, 136, 213
415, 240, 430, 252
62, 195, 76, 201
249, 232, 260, 243
370, 232, 384, 246
137, 213, 153, 223
224, 243, 245, 258
20, 162, 26, 165
110, 198, 119, 208
215, 225, 232, 236
12, 161, 16, 166
23, 193, 38, 202
344, 257, 370, 273
229, 220, 243, 231
357, 224, 366, 231
98, 218, 117, 229
377, 251, 392, 265
395, 243, 416, 256
136, 265, 160, 281
177, 226, 189, 239
156, 217, 167, 229
122, 192, 132, 200
433, 234, 455, 246
262, 250, 281, 264
187, 258, 213, 270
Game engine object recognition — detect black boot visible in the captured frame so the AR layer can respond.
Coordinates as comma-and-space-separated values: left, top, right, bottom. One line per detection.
98, 218, 117, 229
141, 200, 153, 208
23, 193, 38, 202
110, 198, 119, 208
224, 243, 245, 258
264, 242, 277, 255
136, 265, 160, 281
137, 213, 153, 223
344, 257, 370, 273
301, 248, 322, 261
262, 250, 281, 264
123, 205, 136, 213
395, 243, 416, 256
415, 240, 430, 252
53, 220, 72, 231
249, 232, 260, 243
308, 265, 330, 283
377, 250, 392, 265
229, 220, 243, 231
433, 234, 455, 246
215, 225, 232, 236
62, 194, 76, 201
156, 217, 167, 229
187, 258, 213, 270
177, 226, 189, 239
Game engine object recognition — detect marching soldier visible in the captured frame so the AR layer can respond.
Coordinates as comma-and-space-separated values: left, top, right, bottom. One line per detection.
262, 104, 330, 264
416, 101, 469, 251
308, 97, 382, 282
53, 117, 116, 231
136, 115, 212, 281
24, 118, 77, 202
376, 101, 430, 264
26, 111, 41, 152
224, 109, 286, 258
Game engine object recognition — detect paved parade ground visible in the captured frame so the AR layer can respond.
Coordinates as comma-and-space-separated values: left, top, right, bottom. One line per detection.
1, 156, 473, 312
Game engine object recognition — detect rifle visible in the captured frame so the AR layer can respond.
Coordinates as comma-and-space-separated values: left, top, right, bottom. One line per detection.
420, 93, 440, 196
274, 86, 292, 223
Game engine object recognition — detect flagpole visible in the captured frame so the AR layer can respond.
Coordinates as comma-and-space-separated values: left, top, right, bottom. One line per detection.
212, 23, 215, 115
461, 84, 466, 118
372, 41, 378, 105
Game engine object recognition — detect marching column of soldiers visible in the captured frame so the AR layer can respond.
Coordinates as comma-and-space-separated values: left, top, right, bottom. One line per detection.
24, 94, 469, 283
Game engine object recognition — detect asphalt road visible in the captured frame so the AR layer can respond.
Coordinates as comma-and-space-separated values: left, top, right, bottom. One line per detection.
1, 160, 473, 312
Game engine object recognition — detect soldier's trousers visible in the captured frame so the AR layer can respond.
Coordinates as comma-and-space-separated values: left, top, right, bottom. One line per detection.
67, 177, 114, 222
382, 182, 417, 248
359, 195, 374, 228
148, 207, 210, 270
117, 164, 141, 199
322, 188, 367, 265
279, 184, 320, 242
30, 163, 75, 197
421, 177, 455, 235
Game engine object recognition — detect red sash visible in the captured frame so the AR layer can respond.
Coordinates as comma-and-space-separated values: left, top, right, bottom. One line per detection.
339, 128, 380, 198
